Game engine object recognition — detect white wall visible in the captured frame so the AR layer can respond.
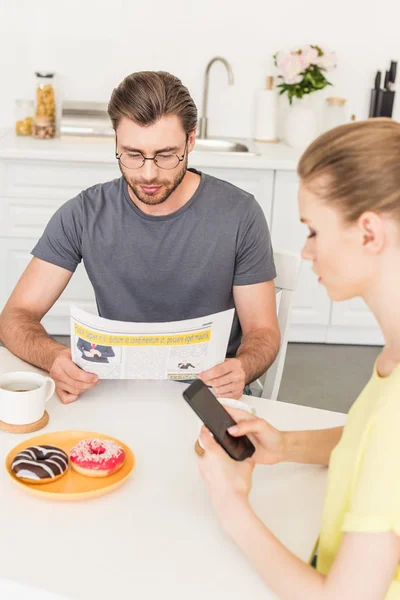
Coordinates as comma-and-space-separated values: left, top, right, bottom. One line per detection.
0, 0, 399, 138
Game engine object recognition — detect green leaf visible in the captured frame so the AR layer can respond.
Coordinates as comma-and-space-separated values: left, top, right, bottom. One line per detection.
305, 72, 316, 86
312, 44, 324, 57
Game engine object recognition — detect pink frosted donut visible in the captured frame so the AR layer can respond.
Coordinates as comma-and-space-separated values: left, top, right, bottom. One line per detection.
70, 438, 125, 478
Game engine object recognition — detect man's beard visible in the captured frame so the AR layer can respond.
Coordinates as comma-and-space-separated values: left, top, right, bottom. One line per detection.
120, 156, 188, 206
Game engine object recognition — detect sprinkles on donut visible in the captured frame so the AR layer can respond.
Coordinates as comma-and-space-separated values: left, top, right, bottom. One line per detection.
69, 438, 125, 478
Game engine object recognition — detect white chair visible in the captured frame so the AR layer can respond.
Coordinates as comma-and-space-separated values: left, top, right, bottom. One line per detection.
250, 249, 301, 400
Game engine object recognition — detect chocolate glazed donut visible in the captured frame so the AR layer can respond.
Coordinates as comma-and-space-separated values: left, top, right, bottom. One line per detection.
11, 445, 69, 482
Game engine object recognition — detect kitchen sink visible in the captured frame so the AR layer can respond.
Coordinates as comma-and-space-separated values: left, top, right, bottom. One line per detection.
193, 138, 259, 155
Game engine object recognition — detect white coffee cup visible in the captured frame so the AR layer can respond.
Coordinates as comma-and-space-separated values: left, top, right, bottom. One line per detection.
197, 397, 257, 451
0, 371, 55, 425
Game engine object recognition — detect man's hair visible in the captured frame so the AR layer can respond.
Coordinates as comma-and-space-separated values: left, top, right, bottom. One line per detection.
108, 71, 197, 135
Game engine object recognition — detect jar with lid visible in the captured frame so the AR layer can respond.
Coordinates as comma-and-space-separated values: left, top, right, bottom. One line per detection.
322, 97, 347, 132
32, 71, 56, 139
15, 99, 34, 136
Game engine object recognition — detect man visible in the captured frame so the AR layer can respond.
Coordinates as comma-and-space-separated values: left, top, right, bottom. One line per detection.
0, 71, 280, 404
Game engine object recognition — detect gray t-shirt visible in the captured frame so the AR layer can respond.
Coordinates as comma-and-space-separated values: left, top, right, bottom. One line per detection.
32, 169, 276, 356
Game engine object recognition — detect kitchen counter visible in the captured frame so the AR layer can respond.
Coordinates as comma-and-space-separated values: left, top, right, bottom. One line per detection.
0, 130, 302, 170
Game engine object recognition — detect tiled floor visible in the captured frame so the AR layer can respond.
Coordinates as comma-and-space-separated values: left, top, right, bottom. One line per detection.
277, 342, 381, 413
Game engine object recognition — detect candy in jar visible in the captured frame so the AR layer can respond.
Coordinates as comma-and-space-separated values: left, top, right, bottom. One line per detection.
15, 99, 34, 136
32, 71, 56, 139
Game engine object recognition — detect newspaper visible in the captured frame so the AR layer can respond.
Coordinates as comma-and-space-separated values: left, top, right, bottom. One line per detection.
70, 306, 234, 380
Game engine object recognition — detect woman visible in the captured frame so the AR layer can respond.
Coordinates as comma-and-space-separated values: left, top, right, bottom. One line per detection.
198, 118, 400, 599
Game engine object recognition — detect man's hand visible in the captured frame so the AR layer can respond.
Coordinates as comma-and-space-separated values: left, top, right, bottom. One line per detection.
199, 358, 246, 399
50, 348, 99, 404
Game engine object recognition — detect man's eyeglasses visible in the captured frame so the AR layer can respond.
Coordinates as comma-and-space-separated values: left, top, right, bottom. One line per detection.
115, 136, 188, 170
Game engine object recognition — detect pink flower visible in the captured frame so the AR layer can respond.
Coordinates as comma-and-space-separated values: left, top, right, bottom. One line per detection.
317, 50, 337, 70
299, 45, 319, 70
276, 51, 303, 84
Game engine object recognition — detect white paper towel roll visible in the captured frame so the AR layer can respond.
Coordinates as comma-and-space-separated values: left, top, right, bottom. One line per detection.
254, 76, 279, 142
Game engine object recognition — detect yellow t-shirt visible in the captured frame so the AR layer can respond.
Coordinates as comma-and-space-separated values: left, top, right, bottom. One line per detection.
317, 361, 400, 597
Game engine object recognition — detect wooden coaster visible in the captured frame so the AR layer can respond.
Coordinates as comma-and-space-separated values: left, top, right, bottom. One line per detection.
0, 411, 49, 434
194, 439, 205, 457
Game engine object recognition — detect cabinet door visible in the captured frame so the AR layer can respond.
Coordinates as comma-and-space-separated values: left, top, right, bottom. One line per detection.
0, 159, 119, 200
271, 171, 331, 342
0, 238, 97, 335
327, 299, 384, 345
198, 168, 274, 225
0, 194, 72, 239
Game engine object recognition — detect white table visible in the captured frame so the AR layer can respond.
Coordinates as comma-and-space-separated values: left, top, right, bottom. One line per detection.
0, 579, 73, 600
0, 348, 346, 599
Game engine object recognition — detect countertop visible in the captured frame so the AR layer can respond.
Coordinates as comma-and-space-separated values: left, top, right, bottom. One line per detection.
0, 130, 302, 170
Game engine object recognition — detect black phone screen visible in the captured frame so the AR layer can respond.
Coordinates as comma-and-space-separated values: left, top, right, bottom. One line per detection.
182, 379, 255, 461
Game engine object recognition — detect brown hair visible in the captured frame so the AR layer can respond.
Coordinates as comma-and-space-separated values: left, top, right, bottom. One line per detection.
108, 71, 197, 135
297, 118, 400, 222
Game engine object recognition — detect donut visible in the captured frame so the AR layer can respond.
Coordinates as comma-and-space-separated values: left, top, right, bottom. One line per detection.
11, 445, 69, 484
69, 438, 125, 478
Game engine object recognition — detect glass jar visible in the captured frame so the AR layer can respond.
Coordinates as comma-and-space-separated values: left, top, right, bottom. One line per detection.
32, 71, 56, 139
15, 99, 34, 136
323, 97, 347, 132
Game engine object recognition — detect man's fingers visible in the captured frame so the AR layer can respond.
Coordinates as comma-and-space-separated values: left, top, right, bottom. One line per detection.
57, 371, 97, 390
212, 383, 236, 397
62, 361, 98, 384
56, 388, 79, 404
50, 349, 98, 406
56, 371, 98, 393
208, 372, 243, 389
200, 362, 232, 383
57, 379, 93, 396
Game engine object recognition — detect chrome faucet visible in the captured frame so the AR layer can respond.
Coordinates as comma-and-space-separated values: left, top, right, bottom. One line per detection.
198, 56, 234, 139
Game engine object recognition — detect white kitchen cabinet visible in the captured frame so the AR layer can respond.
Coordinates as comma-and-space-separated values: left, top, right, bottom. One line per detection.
0, 237, 97, 334
0, 158, 108, 334
0, 159, 119, 200
328, 299, 384, 345
271, 171, 331, 342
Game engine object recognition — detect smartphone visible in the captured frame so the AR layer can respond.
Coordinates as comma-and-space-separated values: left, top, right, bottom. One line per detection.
182, 379, 255, 461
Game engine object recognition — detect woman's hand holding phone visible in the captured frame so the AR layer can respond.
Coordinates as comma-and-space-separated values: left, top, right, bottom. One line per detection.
224, 407, 286, 466
198, 407, 286, 524
198, 424, 255, 523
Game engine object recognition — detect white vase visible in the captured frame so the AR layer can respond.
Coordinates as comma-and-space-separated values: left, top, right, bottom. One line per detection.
283, 96, 318, 149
